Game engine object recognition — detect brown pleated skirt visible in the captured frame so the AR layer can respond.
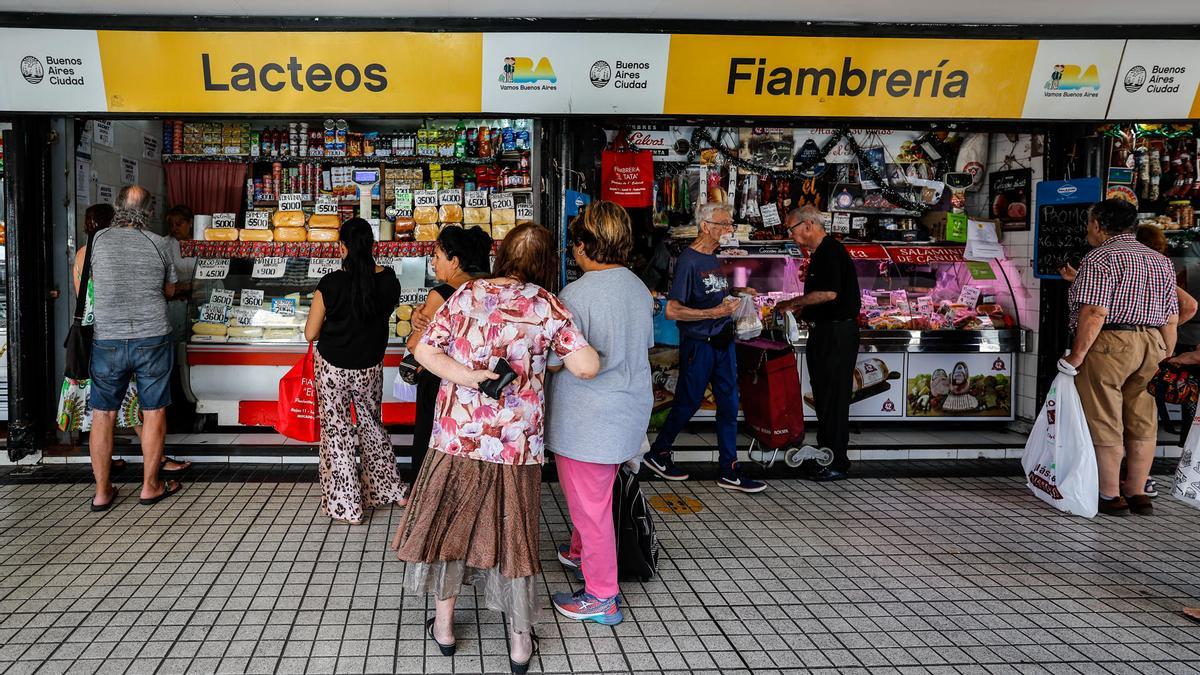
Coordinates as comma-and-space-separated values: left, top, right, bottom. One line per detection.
393, 450, 543, 631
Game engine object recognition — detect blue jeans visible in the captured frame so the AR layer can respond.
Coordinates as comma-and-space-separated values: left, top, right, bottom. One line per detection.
649, 336, 740, 474
90, 334, 174, 411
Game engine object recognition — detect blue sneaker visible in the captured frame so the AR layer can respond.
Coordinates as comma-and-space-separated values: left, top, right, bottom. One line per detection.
552, 589, 624, 625
557, 544, 581, 569
643, 452, 689, 481
718, 472, 767, 493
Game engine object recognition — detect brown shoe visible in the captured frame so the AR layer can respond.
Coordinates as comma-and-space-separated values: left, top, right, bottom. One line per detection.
1098, 496, 1130, 516
1126, 494, 1154, 515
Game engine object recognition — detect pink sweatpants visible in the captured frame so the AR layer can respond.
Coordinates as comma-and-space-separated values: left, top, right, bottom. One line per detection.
556, 455, 620, 600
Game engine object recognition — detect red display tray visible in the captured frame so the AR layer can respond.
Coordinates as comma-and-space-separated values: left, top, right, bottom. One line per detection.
181, 240, 438, 259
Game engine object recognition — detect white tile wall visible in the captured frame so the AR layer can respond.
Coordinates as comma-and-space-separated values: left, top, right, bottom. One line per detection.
75, 119, 169, 238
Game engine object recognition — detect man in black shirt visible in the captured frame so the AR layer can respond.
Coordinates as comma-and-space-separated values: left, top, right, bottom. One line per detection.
776, 206, 861, 481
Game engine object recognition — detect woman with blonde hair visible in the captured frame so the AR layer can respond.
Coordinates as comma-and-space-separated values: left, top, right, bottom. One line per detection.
393, 223, 600, 674
546, 201, 654, 625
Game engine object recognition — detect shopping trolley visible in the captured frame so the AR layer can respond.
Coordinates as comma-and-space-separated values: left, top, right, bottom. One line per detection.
736, 338, 833, 469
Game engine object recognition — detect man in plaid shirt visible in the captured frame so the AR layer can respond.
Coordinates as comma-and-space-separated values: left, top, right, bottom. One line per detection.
1064, 199, 1179, 517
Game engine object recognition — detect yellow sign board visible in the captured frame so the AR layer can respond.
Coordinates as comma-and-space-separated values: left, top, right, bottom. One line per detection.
96, 31, 483, 114
664, 35, 1039, 118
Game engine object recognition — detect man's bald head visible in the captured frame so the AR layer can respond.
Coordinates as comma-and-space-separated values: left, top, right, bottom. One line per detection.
115, 185, 151, 214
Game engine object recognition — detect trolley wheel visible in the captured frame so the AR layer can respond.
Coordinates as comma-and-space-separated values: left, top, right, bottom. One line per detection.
784, 446, 806, 468
815, 447, 835, 467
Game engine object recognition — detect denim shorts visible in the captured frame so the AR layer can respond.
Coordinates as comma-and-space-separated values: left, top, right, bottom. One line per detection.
90, 334, 174, 412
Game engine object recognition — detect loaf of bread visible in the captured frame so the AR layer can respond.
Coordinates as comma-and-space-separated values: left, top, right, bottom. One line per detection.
274, 226, 307, 242
272, 211, 305, 228
308, 214, 340, 229
239, 229, 273, 241
204, 228, 239, 241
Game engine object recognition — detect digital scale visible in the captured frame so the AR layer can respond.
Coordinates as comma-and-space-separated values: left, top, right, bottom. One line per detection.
352, 168, 382, 240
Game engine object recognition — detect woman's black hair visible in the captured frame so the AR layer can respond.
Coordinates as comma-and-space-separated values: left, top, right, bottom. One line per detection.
437, 225, 493, 277
339, 217, 379, 323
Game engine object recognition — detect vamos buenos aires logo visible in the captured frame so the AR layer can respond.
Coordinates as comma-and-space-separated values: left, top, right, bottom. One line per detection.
499, 56, 558, 91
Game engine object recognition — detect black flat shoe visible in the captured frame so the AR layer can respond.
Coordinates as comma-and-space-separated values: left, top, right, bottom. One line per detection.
808, 467, 850, 482
510, 631, 539, 674
426, 616, 456, 657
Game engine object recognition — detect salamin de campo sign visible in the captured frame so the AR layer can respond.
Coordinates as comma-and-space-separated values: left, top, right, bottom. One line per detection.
727, 56, 970, 98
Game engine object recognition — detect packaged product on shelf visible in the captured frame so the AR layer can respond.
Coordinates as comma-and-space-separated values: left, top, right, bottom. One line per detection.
239, 229, 273, 242
489, 192, 516, 231
438, 189, 463, 224
395, 320, 412, 338
274, 226, 307, 242
272, 211, 305, 228
464, 190, 491, 225
413, 190, 439, 225
227, 326, 265, 339
308, 213, 341, 229
205, 228, 239, 241
415, 223, 440, 242
308, 228, 339, 242
192, 322, 228, 337
395, 305, 414, 321
393, 189, 415, 241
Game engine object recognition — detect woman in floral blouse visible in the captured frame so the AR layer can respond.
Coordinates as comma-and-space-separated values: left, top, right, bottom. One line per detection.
393, 223, 600, 674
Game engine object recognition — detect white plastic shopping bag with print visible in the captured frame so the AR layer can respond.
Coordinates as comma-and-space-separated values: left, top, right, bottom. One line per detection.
733, 295, 762, 341
1021, 359, 1098, 518
1172, 416, 1200, 509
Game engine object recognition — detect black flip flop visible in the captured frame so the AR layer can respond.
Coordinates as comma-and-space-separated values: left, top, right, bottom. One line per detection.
138, 480, 182, 506
90, 486, 118, 512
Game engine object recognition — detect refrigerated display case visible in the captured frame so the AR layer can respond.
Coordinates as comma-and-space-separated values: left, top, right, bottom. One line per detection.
717, 242, 1026, 422
181, 240, 439, 427
0, 172, 7, 422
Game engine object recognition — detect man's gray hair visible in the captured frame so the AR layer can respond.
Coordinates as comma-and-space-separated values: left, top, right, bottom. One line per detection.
114, 185, 151, 215
695, 201, 733, 226
788, 205, 824, 226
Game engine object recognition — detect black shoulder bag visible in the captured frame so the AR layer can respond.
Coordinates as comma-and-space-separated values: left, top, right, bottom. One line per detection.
63, 234, 95, 381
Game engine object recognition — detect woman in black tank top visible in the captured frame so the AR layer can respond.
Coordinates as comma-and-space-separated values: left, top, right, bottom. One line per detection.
403, 226, 493, 480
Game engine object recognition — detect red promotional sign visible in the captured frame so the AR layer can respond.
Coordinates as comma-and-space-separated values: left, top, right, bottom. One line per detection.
845, 244, 890, 261
885, 246, 965, 265
600, 133, 655, 208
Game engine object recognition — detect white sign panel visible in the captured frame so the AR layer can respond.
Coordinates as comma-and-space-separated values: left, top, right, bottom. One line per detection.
93, 120, 113, 147
0, 29, 108, 112
1108, 40, 1200, 119
801, 353, 906, 420
121, 156, 138, 185
481, 33, 670, 114
1020, 40, 1124, 120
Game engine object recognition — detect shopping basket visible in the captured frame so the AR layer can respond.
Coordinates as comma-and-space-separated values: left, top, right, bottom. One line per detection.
736, 338, 832, 469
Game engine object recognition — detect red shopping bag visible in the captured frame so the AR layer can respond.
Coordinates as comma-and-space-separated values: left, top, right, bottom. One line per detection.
276, 343, 320, 442
601, 133, 654, 208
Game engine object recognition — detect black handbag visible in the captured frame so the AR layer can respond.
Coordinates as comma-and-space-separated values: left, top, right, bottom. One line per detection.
397, 353, 421, 385
63, 234, 94, 381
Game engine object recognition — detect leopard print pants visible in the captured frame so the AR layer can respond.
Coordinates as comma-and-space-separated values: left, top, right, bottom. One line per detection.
315, 353, 409, 522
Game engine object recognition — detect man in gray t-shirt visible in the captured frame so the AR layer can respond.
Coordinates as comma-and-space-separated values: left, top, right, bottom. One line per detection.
86, 185, 183, 511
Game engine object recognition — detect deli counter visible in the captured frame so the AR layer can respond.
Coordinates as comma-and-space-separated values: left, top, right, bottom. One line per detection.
717, 242, 1026, 421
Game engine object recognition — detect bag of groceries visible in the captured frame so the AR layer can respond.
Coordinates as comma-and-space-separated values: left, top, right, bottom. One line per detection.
1021, 359, 1098, 518
1172, 414, 1200, 509
733, 295, 763, 341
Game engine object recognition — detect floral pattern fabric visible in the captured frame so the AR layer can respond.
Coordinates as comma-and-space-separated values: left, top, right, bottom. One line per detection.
421, 279, 588, 466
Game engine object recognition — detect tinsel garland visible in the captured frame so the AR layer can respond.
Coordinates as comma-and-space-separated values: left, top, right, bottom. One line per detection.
643, 126, 944, 214
1099, 123, 1197, 140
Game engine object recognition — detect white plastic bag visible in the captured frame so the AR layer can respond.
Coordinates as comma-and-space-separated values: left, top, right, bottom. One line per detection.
1172, 416, 1200, 508
392, 375, 418, 403
1021, 359, 1098, 518
733, 295, 762, 341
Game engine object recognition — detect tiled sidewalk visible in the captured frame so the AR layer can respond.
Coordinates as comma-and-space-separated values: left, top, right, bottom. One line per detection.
1, 468, 1200, 674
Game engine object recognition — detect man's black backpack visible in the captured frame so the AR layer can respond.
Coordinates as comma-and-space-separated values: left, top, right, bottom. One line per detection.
613, 464, 659, 582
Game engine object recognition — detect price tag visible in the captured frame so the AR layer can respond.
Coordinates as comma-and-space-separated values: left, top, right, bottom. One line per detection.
465, 191, 488, 208
245, 210, 270, 230
414, 190, 438, 208
228, 307, 255, 326
308, 257, 341, 278
272, 298, 297, 317
832, 212, 851, 234
439, 189, 463, 206
195, 258, 230, 280
516, 204, 534, 222
211, 213, 237, 229
315, 194, 338, 215
851, 216, 869, 231
199, 303, 228, 323
241, 289, 265, 308
278, 193, 304, 212
760, 204, 782, 228
252, 257, 287, 278
889, 290, 911, 313
399, 287, 432, 306
861, 290, 878, 308
958, 286, 982, 307
490, 192, 515, 210
209, 288, 235, 306
917, 296, 934, 316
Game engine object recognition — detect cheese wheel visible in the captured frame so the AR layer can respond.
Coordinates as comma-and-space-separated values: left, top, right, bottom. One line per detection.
192, 322, 228, 336
239, 228, 273, 242
395, 320, 412, 338
415, 223, 439, 242
227, 326, 264, 338
464, 207, 491, 225
274, 226, 307, 242
308, 214, 341, 229
307, 228, 339, 242
395, 305, 413, 321
273, 211, 305, 228
204, 228, 239, 241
